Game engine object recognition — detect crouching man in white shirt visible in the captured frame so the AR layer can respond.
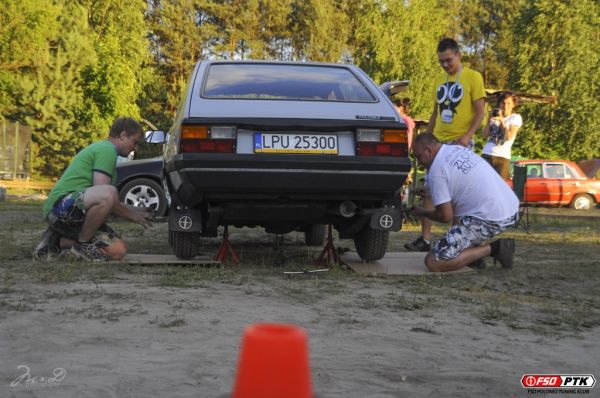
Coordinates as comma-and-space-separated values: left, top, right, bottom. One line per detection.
411, 133, 519, 272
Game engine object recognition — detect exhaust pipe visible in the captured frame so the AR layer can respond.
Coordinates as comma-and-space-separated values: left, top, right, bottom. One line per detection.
339, 201, 357, 218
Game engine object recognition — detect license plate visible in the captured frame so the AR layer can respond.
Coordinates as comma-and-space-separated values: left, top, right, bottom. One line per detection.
254, 133, 338, 154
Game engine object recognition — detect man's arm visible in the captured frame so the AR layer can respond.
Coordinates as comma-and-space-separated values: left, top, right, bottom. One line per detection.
414, 201, 453, 224
93, 171, 111, 186
455, 98, 485, 147
425, 103, 438, 134
92, 171, 152, 228
481, 117, 492, 139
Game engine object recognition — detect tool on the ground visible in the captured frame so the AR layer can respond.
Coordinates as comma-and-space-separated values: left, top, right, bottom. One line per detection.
283, 268, 329, 275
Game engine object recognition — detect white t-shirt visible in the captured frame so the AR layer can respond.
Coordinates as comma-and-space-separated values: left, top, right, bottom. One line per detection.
426, 144, 519, 221
482, 113, 522, 159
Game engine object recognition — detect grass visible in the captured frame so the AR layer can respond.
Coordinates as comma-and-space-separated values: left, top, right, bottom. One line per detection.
149, 315, 187, 328
0, 200, 599, 336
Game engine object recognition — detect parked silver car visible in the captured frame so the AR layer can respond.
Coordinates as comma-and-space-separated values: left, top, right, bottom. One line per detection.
150, 61, 411, 260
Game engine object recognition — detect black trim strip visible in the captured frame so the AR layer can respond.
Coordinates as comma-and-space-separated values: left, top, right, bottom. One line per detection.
182, 117, 404, 132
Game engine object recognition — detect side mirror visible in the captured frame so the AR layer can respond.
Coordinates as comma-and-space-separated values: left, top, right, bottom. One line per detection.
379, 80, 410, 98
145, 130, 168, 144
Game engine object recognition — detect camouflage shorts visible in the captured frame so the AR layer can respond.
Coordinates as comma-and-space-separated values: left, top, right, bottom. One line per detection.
50, 191, 86, 225
431, 213, 518, 260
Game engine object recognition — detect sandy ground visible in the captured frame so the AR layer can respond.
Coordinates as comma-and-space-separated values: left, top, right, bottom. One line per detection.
2, 279, 599, 397
1, 203, 599, 397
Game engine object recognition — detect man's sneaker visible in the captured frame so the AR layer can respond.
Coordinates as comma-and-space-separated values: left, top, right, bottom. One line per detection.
33, 227, 61, 261
492, 238, 515, 269
71, 238, 111, 261
404, 236, 431, 252
468, 258, 487, 270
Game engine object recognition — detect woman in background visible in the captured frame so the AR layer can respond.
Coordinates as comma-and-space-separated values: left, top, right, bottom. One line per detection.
481, 91, 522, 179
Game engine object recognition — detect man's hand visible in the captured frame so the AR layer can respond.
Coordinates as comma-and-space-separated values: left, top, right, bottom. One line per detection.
413, 205, 427, 217
129, 207, 153, 228
453, 134, 472, 148
413, 201, 453, 224
414, 185, 430, 200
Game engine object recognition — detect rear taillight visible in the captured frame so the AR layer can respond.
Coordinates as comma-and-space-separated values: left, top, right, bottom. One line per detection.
180, 125, 236, 153
356, 142, 407, 156
356, 128, 408, 156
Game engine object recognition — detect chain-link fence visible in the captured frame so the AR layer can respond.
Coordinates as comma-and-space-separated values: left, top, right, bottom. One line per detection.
1, 122, 32, 180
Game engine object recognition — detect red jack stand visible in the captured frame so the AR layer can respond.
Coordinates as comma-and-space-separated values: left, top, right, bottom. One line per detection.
316, 224, 340, 266
215, 225, 240, 265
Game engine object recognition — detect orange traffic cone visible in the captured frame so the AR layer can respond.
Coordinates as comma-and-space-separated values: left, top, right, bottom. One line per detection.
232, 323, 313, 398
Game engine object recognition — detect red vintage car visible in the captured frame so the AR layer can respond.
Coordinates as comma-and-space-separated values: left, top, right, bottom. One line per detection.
511, 160, 600, 210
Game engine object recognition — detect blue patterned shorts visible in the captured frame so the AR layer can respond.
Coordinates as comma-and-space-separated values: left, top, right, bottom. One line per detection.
431, 213, 518, 260
50, 191, 86, 225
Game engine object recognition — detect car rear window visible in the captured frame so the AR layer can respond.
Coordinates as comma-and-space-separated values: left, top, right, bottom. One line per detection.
202, 63, 377, 103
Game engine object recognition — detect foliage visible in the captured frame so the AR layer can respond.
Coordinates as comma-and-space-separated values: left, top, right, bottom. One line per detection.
1, 0, 599, 176
79, 0, 149, 133
0, 0, 150, 175
13, 3, 96, 175
146, 0, 216, 118
458, 0, 527, 89
510, 0, 600, 160
353, 0, 448, 118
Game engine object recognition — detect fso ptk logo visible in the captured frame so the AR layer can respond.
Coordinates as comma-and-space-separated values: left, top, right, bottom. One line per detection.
521, 374, 596, 389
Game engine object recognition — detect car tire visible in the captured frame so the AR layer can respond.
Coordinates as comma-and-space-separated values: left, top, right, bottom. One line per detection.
353, 227, 389, 262
570, 194, 594, 210
172, 231, 200, 259
119, 178, 167, 217
304, 224, 326, 246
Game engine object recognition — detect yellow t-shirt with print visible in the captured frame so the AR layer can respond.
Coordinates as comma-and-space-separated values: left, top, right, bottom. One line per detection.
432, 66, 486, 142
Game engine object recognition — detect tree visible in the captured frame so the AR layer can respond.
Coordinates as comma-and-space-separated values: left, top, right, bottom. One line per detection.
457, 0, 526, 89
0, 0, 61, 119
352, 0, 448, 118
15, 3, 97, 175
511, 0, 600, 160
254, 0, 292, 60
288, 0, 350, 62
147, 0, 217, 116
78, 0, 150, 133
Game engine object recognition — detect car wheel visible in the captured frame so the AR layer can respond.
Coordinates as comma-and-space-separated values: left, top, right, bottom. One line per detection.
353, 227, 388, 262
172, 231, 200, 259
304, 224, 326, 246
570, 194, 594, 210
119, 178, 167, 216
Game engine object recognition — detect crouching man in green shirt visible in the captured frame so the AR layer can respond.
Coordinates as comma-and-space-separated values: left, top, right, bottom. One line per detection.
34, 117, 153, 261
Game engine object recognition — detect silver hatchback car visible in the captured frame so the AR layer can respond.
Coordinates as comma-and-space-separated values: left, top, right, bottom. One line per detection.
156, 61, 411, 260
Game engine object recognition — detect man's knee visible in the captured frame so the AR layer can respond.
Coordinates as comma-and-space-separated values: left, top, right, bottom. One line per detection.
85, 185, 118, 208
424, 252, 442, 272
101, 186, 118, 204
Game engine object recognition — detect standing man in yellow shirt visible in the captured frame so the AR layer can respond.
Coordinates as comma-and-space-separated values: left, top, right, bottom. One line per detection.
405, 37, 486, 253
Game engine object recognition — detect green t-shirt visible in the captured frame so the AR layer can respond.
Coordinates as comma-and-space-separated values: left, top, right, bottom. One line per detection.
432, 66, 486, 142
43, 140, 118, 218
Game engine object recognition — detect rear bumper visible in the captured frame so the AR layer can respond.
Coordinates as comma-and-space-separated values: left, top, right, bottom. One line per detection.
165, 153, 411, 202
